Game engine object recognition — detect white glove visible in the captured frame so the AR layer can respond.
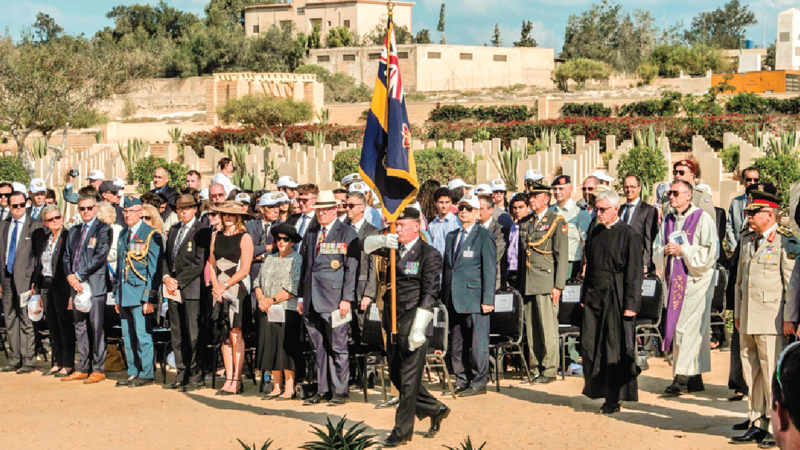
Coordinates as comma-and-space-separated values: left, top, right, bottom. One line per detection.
363, 234, 399, 254
408, 308, 434, 351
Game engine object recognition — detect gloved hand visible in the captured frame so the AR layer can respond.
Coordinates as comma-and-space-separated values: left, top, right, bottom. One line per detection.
363, 234, 399, 254
408, 308, 434, 351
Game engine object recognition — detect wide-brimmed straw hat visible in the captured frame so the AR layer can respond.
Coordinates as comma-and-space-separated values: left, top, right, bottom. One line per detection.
211, 201, 251, 216
313, 190, 339, 209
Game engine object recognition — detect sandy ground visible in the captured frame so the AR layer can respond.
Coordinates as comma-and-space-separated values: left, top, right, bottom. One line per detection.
0, 350, 747, 449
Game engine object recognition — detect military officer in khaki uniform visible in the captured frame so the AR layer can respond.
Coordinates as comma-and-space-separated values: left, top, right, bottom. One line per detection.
516, 181, 569, 384
732, 184, 799, 448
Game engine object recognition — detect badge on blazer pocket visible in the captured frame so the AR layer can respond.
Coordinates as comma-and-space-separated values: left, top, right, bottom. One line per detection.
331, 260, 340, 269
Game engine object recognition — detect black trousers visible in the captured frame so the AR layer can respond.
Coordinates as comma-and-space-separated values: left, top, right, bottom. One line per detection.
42, 277, 75, 369
388, 338, 442, 436
168, 299, 203, 383
450, 310, 490, 390
728, 326, 749, 395
350, 306, 379, 380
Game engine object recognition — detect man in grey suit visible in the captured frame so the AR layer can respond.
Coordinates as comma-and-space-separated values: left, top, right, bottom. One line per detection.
477, 195, 507, 289
0, 191, 44, 373
297, 190, 359, 406
442, 194, 497, 396
61, 194, 113, 383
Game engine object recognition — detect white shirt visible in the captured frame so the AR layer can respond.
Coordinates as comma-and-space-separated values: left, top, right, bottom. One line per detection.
352, 217, 366, 233
400, 236, 419, 259
5, 213, 26, 266
295, 211, 316, 237
622, 197, 641, 224
481, 218, 493, 229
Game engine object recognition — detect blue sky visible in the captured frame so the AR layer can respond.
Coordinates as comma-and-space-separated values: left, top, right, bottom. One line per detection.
1, 0, 795, 52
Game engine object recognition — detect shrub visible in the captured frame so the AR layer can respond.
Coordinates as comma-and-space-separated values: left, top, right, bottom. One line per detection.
121, 96, 137, 118
183, 124, 367, 154
615, 145, 668, 202
428, 105, 473, 122
559, 102, 612, 117
725, 92, 772, 115
552, 58, 611, 92
721, 145, 740, 173
636, 62, 659, 85
647, 44, 729, 78
0, 156, 31, 184
753, 148, 800, 211
132, 156, 189, 195
618, 91, 682, 117
324, 27, 354, 48
331, 147, 476, 185
332, 147, 362, 181
428, 104, 533, 122
294, 65, 372, 103
217, 94, 313, 129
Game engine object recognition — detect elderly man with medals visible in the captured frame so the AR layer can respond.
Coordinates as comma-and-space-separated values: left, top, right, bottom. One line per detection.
653, 179, 718, 395
114, 196, 164, 387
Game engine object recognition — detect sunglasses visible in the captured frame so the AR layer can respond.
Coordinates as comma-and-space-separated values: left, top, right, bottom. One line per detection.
581, 187, 594, 192
673, 170, 687, 176
458, 205, 474, 212
596, 206, 614, 213
0, 193, 11, 199
297, 197, 316, 203
276, 236, 293, 243
10, 203, 25, 209
667, 190, 686, 197
345, 203, 363, 209
745, 178, 759, 183
745, 209, 765, 216
207, 212, 219, 217
45, 215, 62, 223
143, 216, 152, 220
78, 206, 95, 212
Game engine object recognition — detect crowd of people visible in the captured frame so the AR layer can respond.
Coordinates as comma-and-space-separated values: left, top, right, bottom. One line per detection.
2, 155, 800, 449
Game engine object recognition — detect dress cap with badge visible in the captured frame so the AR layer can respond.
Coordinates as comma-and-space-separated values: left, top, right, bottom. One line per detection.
527, 180, 553, 194
99, 180, 122, 194
349, 182, 370, 194
87, 169, 105, 181
457, 194, 480, 210
270, 222, 302, 243
234, 193, 250, 204
275, 191, 290, 203
341, 173, 362, 186
448, 179, 473, 190
11, 182, 27, 197
490, 179, 506, 192
398, 207, 421, 220
112, 177, 126, 188
170, 193, 199, 209
744, 182, 780, 211
473, 184, 492, 195
198, 188, 209, 201
123, 196, 142, 208
673, 159, 697, 175
552, 175, 571, 186
28, 178, 46, 193
524, 169, 543, 182
258, 193, 279, 207
277, 175, 299, 189
589, 170, 616, 183
27, 297, 43, 322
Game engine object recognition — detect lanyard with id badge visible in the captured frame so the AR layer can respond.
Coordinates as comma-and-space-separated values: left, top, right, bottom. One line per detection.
463, 247, 474, 258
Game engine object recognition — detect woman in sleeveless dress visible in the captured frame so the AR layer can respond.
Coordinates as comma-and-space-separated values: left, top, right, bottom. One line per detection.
208, 201, 253, 395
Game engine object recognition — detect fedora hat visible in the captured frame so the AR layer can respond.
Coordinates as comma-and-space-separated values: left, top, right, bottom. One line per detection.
313, 190, 339, 209
170, 193, 199, 208
211, 201, 252, 216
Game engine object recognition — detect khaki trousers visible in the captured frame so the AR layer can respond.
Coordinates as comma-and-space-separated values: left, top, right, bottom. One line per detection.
525, 294, 559, 378
740, 332, 786, 432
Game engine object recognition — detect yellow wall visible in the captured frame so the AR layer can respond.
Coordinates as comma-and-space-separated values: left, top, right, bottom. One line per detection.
711, 71, 799, 93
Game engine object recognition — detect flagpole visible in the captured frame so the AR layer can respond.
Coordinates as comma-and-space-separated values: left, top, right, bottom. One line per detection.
386, 0, 398, 344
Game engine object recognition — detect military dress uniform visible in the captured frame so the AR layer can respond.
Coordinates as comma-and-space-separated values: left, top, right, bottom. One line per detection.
115, 197, 164, 386
516, 181, 569, 381
734, 186, 799, 443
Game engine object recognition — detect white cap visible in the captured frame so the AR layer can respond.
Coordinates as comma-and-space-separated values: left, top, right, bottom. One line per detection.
27, 295, 43, 322
341, 173, 362, 185
74, 282, 92, 313
28, 178, 46, 193
87, 169, 104, 180
198, 188, 209, 201
490, 179, 506, 192
457, 194, 480, 210
234, 193, 250, 204
589, 170, 615, 183
12, 182, 27, 197
696, 183, 712, 198
112, 177, 126, 188
274, 191, 291, 203
349, 182, 370, 194
524, 169, 543, 182
448, 179, 473, 190
474, 184, 492, 195
258, 193, 280, 207
277, 176, 299, 189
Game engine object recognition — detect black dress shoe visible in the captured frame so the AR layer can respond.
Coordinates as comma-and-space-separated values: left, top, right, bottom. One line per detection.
179, 381, 204, 392
733, 419, 751, 431
54, 370, 74, 378
534, 376, 555, 384
303, 392, 332, 406
43, 368, 60, 376
458, 387, 487, 397
758, 433, 776, 448
129, 378, 154, 387
664, 377, 688, 395
380, 430, 412, 447
687, 374, 705, 392
600, 403, 621, 415
442, 385, 468, 396
729, 393, 746, 402
0, 365, 21, 373
16, 366, 34, 374
375, 396, 401, 409
423, 405, 450, 438
116, 376, 137, 387
328, 394, 350, 406
731, 427, 768, 444
162, 380, 185, 390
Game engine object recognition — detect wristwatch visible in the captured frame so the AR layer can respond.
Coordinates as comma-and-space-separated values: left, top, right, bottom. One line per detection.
224, 281, 229, 289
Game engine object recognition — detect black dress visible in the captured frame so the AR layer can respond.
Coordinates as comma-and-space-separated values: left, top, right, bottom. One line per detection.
212, 232, 251, 342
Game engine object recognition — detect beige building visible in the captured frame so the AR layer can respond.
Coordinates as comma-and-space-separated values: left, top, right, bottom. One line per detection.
310, 44, 556, 92
244, 0, 413, 39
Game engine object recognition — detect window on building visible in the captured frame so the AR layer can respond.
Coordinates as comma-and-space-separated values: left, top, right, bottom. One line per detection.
252, 25, 260, 34
398, 52, 409, 59
780, 32, 790, 42
310, 18, 322, 30
343, 54, 356, 61
493, 55, 507, 62
428, 52, 441, 59
327, 21, 332, 27
317, 55, 330, 63
298, 7, 305, 15
368, 53, 381, 60
344, 20, 351, 28
460, 53, 473, 60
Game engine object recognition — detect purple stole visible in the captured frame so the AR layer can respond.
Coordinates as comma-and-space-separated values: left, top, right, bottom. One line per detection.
662, 208, 704, 352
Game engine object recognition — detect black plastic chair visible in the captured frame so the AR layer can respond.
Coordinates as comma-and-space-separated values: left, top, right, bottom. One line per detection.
636, 274, 666, 363
557, 279, 582, 381
107, 325, 128, 370
489, 286, 532, 391
425, 302, 457, 399
710, 265, 729, 343
152, 326, 172, 384
348, 305, 386, 402
0, 311, 7, 359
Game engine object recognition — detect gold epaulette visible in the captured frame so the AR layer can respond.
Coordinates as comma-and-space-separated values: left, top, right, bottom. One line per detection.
525, 215, 565, 267
125, 230, 157, 281
778, 226, 794, 238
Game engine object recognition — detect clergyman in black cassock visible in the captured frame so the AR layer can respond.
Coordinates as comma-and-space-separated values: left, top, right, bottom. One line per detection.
580, 191, 643, 413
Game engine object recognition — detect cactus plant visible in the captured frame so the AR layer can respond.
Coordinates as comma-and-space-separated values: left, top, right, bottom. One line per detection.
491, 142, 525, 192
119, 138, 148, 184
299, 417, 376, 450
168, 127, 182, 143
95, 130, 104, 144
26, 138, 48, 160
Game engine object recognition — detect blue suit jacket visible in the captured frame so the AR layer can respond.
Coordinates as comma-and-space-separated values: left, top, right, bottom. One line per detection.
297, 219, 359, 314
441, 224, 497, 314
115, 222, 163, 307
63, 219, 113, 297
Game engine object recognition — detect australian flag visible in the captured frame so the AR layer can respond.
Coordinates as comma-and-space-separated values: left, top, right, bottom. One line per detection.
359, 21, 418, 223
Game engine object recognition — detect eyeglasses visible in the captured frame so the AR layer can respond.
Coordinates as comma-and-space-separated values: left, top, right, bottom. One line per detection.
297, 197, 316, 203
276, 236, 293, 243
0, 193, 10, 199
667, 190, 686, 197
623, 185, 639, 190
78, 206, 95, 212
745, 178, 760, 183
457, 205, 474, 212
596, 206, 615, 214
10, 203, 25, 209
210, 193, 226, 199
207, 212, 219, 218
581, 187, 595, 192
44, 215, 62, 223
143, 216, 152, 221
673, 170, 687, 176
745, 209, 765, 216
123, 209, 142, 215
345, 203, 363, 209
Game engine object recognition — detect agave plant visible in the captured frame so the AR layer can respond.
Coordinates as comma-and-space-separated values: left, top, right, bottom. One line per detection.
530, 127, 557, 154
26, 138, 48, 160
304, 129, 327, 149
491, 142, 525, 192
766, 130, 798, 156
557, 127, 575, 154
300, 417, 376, 450
444, 436, 487, 450
317, 108, 331, 125
237, 438, 278, 450
168, 127, 182, 143
119, 138, 148, 184
256, 134, 274, 148
633, 125, 666, 153
745, 123, 767, 150
473, 128, 491, 143
94, 130, 104, 144
263, 157, 280, 188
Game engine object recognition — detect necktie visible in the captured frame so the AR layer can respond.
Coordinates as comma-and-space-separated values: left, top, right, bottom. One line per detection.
622, 205, 631, 224
315, 227, 327, 256
755, 235, 763, 250
31, 208, 38, 220
261, 222, 270, 246
399, 244, 407, 259
297, 214, 308, 237
7, 220, 18, 273
73, 223, 89, 273
455, 228, 467, 258
173, 225, 187, 263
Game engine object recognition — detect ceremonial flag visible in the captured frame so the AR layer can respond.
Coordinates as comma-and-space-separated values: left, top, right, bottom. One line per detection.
359, 21, 418, 222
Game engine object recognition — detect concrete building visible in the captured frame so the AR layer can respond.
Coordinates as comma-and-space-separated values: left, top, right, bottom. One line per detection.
309, 44, 556, 92
776, 8, 800, 71
244, 0, 413, 39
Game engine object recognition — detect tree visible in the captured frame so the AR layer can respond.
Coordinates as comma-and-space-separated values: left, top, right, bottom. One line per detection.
325, 27, 354, 48
247, 24, 307, 73
551, 58, 611, 91
437, 3, 446, 44
103, 0, 199, 41
765, 41, 776, 69
32, 13, 63, 43
365, 23, 413, 45
513, 20, 537, 47
307, 23, 322, 50
646, 44, 728, 78
216, 94, 313, 128
684, 0, 757, 49
490, 24, 501, 47
205, 0, 274, 28
0, 35, 157, 181
414, 29, 432, 44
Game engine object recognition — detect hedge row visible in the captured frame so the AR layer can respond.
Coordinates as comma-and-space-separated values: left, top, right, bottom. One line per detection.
183, 124, 367, 156
427, 104, 535, 122
559, 102, 613, 117
332, 147, 476, 184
